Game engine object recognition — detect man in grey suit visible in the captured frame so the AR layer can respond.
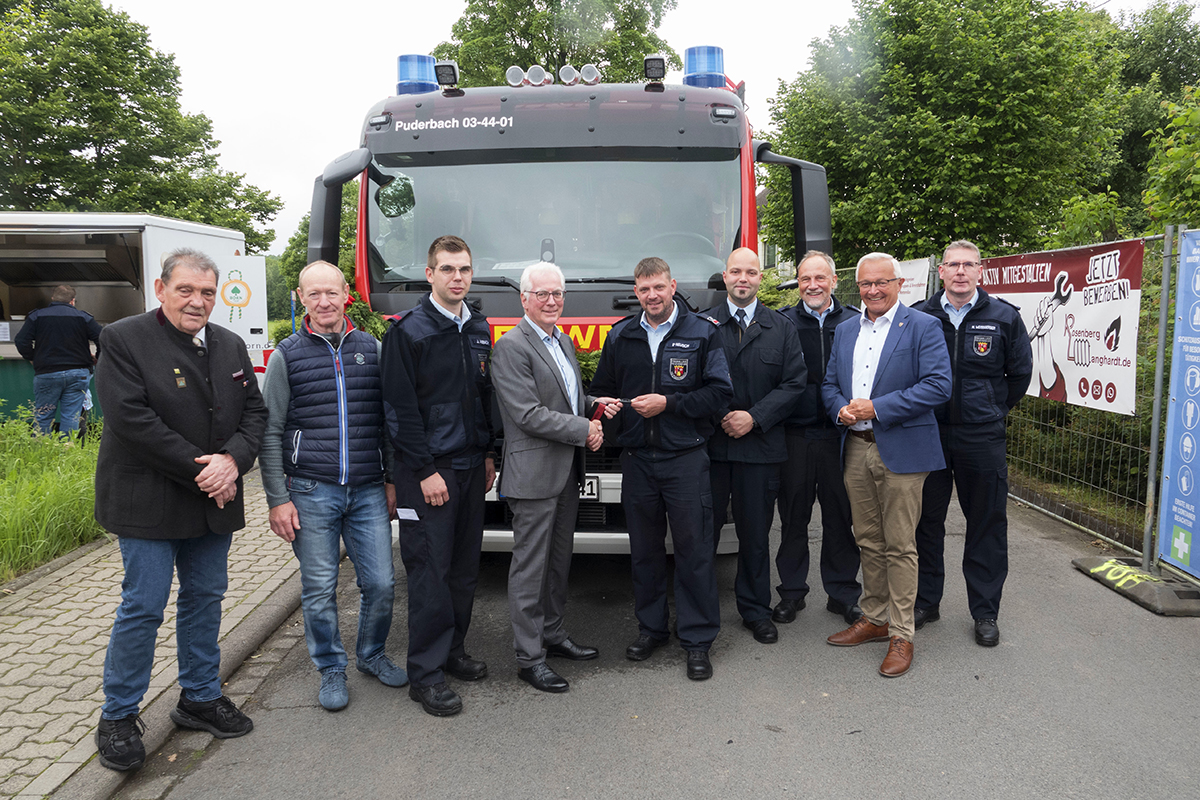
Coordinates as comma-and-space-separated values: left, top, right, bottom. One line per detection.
491, 262, 606, 693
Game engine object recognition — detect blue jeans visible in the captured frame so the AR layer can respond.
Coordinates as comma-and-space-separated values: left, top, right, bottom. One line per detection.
288, 477, 395, 674
32, 368, 90, 435
101, 532, 231, 720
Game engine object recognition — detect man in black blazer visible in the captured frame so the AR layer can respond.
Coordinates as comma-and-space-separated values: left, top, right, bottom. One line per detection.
93, 249, 267, 772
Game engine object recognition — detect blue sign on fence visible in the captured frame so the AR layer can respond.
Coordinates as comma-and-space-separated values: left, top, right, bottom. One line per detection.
1159, 230, 1200, 579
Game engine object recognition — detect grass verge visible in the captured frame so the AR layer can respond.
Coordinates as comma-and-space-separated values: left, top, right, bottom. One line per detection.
0, 406, 105, 584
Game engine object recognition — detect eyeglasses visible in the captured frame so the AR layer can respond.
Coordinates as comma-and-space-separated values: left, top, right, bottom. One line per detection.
436, 265, 473, 276
526, 290, 564, 302
856, 278, 901, 290
942, 261, 981, 271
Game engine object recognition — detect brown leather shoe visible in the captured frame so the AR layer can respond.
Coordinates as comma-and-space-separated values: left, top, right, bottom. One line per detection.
826, 617, 890, 647
879, 637, 913, 677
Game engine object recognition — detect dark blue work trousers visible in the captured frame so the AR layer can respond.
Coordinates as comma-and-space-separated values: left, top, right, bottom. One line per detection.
394, 463, 485, 688
621, 447, 721, 651
711, 459, 779, 623
775, 429, 862, 608
915, 420, 1009, 620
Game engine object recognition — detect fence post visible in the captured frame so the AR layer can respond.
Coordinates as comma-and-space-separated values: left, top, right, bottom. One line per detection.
1142, 224, 1178, 572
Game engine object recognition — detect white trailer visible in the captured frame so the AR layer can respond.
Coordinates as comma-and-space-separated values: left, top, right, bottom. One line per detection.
0, 212, 269, 370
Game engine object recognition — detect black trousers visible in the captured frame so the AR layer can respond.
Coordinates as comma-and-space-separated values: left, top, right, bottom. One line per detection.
394, 463, 485, 688
621, 448, 721, 651
711, 460, 779, 622
915, 420, 1009, 619
775, 429, 861, 607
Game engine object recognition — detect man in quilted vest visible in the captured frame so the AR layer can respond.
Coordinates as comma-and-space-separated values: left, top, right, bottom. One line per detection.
262, 261, 406, 712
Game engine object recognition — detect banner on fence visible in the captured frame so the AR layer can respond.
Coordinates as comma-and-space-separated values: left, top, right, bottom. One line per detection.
898, 258, 932, 305
981, 240, 1144, 416
1158, 231, 1200, 580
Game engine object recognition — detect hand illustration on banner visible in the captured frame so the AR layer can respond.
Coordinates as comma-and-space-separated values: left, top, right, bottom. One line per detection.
1030, 271, 1073, 402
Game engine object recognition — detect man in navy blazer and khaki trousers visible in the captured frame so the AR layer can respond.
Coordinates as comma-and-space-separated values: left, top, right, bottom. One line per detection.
491, 262, 605, 694
822, 252, 951, 677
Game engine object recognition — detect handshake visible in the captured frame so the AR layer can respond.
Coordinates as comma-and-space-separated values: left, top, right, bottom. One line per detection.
587, 397, 625, 451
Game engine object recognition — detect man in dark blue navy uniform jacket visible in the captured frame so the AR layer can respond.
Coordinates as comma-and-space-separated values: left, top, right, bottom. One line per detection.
704, 248, 805, 646
775, 252, 864, 627
381, 235, 497, 717
15, 284, 102, 436
590, 257, 733, 681
913, 240, 1033, 647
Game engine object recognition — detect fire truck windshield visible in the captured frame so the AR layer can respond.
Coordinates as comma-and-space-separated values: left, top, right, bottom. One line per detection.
366, 149, 740, 288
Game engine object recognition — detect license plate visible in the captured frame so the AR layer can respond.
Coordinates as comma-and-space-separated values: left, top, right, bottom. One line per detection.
580, 474, 599, 500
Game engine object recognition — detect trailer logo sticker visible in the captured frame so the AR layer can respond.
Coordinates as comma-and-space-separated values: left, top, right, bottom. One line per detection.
221, 270, 252, 323
669, 358, 689, 380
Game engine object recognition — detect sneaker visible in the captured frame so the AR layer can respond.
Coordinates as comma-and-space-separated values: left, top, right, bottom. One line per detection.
319, 670, 349, 711
356, 655, 409, 687
95, 714, 146, 772
168, 692, 254, 738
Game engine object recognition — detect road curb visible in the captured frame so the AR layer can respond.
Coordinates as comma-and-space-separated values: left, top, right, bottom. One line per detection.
48, 571, 302, 800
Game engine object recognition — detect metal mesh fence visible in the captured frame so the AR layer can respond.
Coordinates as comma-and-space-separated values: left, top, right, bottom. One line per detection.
816, 242, 1171, 553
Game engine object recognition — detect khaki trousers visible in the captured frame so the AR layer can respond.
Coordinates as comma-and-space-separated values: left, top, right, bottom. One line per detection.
843, 435, 927, 641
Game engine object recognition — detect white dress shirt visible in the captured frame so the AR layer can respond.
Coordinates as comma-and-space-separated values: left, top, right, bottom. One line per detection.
524, 316, 579, 412
850, 301, 901, 430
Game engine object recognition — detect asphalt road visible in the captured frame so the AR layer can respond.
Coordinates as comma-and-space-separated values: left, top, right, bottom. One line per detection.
112, 502, 1200, 800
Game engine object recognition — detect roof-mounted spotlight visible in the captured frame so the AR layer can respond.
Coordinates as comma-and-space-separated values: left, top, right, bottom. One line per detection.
580, 64, 601, 86
559, 65, 580, 86
505, 65, 526, 87
433, 60, 459, 88
643, 53, 667, 82
526, 65, 553, 86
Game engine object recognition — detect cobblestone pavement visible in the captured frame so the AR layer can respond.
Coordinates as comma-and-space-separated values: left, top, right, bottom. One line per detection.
0, 469, 298, 799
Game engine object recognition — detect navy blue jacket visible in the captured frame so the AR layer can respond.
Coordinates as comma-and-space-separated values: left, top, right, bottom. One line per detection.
779, 297, 860, 431
914, 289, 1034, 426
381, 293, 496, 480
590, 300, 733, 454
703, 301, 807, 463
275, 320, 386, 486
15, 301, 102, 374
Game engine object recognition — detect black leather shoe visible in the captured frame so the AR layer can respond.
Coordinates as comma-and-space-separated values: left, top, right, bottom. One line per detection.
743, 617, 779, 644
445, 653, 488, 681
545, 637, 599, 661
169, 692, 253, 739
517, 662, 570, 693
771, 597, 805, 623
625, 634, 669, 661
974, 618, 1000, 647
914, 606, 941, 630
95, 715, 146, 772
826, 598, 864, 625
686, 650, 713, 681
409, 682, 463, 716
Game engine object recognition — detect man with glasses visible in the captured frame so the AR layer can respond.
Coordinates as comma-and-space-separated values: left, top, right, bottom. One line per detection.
382, 235, 497, 716
913, 240, 1032, 647
491, 262, 607, 693
775, 251, 864, 628
822, 253, 951, 677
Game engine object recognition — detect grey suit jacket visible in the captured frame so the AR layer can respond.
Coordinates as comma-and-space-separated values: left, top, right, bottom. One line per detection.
492, 318, 591, 500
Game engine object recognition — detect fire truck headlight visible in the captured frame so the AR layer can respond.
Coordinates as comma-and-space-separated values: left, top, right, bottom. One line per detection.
505, 66, 526, 87
580, 64, 601, 85
643, 54, 666, 82
559, 65, 580, 86
434, 60, 459, 88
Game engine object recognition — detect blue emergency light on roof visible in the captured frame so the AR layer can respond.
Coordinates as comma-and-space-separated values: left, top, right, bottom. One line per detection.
683, 46, 726, 89
396, 54, 438, 95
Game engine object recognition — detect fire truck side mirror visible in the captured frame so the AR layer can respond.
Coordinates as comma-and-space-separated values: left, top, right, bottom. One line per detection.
751, 139, 833, 258
308, 148, 371, 266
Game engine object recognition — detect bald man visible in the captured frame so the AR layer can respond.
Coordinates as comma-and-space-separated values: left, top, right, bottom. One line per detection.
704, 248, 806, 645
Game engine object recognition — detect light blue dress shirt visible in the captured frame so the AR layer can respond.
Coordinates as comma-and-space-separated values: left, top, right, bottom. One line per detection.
726, 297, 758, 326
523, 316, 579, 411
941, 289, 978, 330
640, 301, 679, 364
803, 301, 834, 328
429, 295, 472, 331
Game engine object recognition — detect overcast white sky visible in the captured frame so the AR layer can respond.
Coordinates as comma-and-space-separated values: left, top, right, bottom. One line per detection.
109, 0, 1166, 253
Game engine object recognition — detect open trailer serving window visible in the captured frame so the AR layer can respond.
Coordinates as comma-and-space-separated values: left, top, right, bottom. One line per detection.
366, 148, 741, 288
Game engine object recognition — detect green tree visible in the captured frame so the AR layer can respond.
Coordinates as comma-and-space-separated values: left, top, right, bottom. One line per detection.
433, 0, 681, 87
0, 0, 282, 252
760, 0, 1123, 264
1144, 85, 1200, 228
264, 255, 291, 320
